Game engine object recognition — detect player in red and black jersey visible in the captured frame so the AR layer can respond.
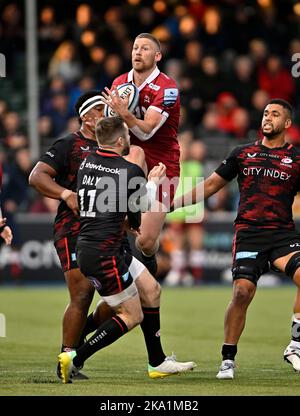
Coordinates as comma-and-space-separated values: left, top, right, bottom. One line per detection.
58, 116, 195, 383
30, 92, 195, 381
102, 33, 181, 277
57, 117, 144, 383
173, 99, 300, 378
29, 91, 107, 379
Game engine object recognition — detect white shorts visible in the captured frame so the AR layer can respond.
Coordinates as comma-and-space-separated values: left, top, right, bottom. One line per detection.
128, 256, 146, 281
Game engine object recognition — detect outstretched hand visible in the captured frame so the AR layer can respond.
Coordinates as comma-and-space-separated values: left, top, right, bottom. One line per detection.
0, 222, 13, 245
148, 162, 166, 185
101, 87, 130, 117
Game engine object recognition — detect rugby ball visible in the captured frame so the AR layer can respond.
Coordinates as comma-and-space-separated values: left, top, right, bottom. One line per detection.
104, 82, 139, 118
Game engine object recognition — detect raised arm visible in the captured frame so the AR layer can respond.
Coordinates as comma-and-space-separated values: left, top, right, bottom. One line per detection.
102, 86, 166, 140
173, 172, 228, 210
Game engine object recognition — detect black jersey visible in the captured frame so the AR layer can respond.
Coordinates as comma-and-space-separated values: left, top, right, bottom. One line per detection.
77, 149, 146, 255
39, 131, 98, 241
215, 140, 300, 230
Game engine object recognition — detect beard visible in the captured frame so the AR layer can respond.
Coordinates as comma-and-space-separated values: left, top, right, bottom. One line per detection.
132, 59, 154, 73
262, 125, 281, 138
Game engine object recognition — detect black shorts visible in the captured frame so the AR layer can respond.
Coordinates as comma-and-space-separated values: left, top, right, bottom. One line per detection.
54, 234, 132, 273
76, 244, 134, 298
232, 228, 300, 283
54, 237, 78, 273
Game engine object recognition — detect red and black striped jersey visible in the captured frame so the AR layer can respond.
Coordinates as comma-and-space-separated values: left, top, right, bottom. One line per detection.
77, 149, 146, 255
40, 131, 98, 242
215, 140, 300, 230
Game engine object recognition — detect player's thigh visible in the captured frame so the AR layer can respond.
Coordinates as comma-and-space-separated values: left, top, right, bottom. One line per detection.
55, 237, 95, 299
139, 208, 166, 241
134, 268, 161, 306
113, 293, 143, 329
271, 230, 300, 279
54, 237, 78, 273
64, 268, 94, 300
273, 250, 300, 287
77, 247, 135, 302
273, 251, 300, 271
233, 229, 269, 284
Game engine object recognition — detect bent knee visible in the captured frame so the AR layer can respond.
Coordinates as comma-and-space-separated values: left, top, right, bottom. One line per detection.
68, 283, 94, 309
137, 235, 159, 253
141, 280, 161, 306
71, 292, 93, 310
136, 309, 144, 325
152, 281, 161, 301
123, 310, 144, 330
233, 285, 254, 304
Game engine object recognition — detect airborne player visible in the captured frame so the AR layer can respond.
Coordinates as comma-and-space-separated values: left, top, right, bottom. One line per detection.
102, 33, 181, 277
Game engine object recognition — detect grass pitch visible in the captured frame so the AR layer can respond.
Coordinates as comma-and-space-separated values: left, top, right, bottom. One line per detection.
1, 285, 300, 396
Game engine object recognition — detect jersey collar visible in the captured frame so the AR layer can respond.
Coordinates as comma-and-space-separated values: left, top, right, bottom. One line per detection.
96, 148, 120, 157
76, 130, 97, 143
127, 66, 160, 91
257, 139, 291, 150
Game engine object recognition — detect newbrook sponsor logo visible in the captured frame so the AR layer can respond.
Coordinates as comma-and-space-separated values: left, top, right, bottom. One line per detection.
85, 161, 120, 175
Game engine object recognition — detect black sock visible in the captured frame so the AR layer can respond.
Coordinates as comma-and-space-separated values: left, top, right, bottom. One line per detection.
221, 344, 237, 361
77, 313, 98, 348
73, 316, 128, 368
140, 307, 166, 367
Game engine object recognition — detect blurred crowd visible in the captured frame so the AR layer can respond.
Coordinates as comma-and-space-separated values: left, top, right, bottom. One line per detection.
1, 0, 300, 283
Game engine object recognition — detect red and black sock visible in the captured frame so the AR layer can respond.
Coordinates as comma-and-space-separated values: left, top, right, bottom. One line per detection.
77, 313, 98, 348
73, 316, 128, 368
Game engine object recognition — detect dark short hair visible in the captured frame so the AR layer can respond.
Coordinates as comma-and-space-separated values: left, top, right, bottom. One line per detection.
75, 90, 102, 116
135, 33, 161, 51
267, 98, 293, 118
95, 116, 127, 146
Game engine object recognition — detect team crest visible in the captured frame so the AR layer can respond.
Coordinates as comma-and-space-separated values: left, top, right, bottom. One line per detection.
144, 95, 150, 104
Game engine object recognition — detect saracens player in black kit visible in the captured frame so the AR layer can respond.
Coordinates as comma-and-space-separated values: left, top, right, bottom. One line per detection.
29, 91, 105, 379
57, 118, 147, 383
30, 92, 195, 381
58, 116, 196, 383
173, 98, 300, 379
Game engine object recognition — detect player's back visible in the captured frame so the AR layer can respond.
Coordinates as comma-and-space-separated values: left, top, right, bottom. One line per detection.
40, 131, 98, 241
77, 149, 145, 255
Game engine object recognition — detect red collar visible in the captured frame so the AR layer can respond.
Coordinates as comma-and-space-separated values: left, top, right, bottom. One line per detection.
96, 149, 120, 157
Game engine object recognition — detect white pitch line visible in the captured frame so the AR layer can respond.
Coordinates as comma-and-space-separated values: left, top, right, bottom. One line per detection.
0, 370, 48, 374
